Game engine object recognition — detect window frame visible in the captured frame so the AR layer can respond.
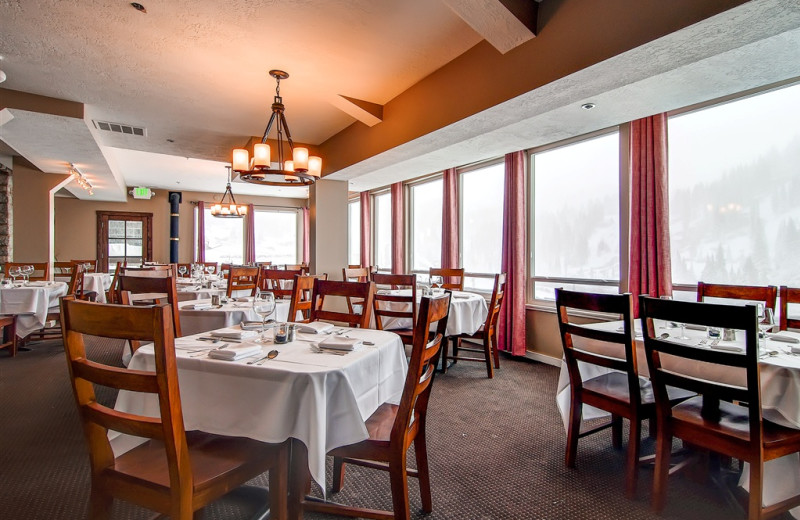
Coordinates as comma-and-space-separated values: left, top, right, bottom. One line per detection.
370, 188, 392, 273
252, 206, 302, 264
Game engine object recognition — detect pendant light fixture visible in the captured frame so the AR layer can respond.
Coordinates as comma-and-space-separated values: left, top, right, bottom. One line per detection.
211, 166, 247, 218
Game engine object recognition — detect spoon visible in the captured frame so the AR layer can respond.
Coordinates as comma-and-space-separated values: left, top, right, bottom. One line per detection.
248, 350, 279, 365
660, 333, 669, 339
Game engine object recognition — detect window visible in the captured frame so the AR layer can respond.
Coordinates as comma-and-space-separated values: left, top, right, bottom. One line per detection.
531, 132, 620, 301
373, 192, 392, 272
254, 209, 299, 264
348, 198, 361, 266
97, 211, 153, 272
668, 83, 800, 288
409, 178, 443, 280
460, 162, 504, 291
202, 207, 244, 264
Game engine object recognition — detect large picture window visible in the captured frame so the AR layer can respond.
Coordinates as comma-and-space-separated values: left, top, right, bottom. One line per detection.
668, 83, 800, 288
372, 192, 392, 272
409, 177, 443, 279
254, 209, 299, 264
460, 162, 504, 291
348, 199, 361, 266
202, 207, 244, 265
531, 132, 620, 300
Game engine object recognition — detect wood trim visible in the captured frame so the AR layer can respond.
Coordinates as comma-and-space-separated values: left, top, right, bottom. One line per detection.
97, 211, 153, 272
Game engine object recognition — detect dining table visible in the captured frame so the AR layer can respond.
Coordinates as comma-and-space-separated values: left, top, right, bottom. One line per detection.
555, 319, 800, 518
111, 323, 408, 514
374, 289, 488, 336
55, 272, 112, 303
178, 298, 292, 336
0, 281, 68, 338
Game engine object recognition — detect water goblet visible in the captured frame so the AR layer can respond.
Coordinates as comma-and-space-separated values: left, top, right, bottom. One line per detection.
22, 265, 34, 285
9, 266, 20, 284
253, 291, 276, 342
178, 265, 187, 277
206, 265, 215, 276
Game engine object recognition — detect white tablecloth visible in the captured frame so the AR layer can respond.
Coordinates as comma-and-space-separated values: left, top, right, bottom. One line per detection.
375, 289, 488, 336
555, 320, 800, 516
176, 286, 226, 302
55, 273, 112, 303
112, 326, 408, 490
179, 298, 291, 336
0, 282, 68, 337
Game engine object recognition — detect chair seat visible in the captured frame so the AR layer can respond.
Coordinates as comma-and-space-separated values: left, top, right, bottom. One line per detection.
111, 431, 279, 492
329, 402, 420, 460
583, 372, 694, 407
673, 396, 800, 455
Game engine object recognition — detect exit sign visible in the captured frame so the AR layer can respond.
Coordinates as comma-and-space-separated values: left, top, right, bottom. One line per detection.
132, 186, 153, 199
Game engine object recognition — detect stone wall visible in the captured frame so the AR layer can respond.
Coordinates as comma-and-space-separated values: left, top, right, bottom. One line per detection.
0, 164, 11, 262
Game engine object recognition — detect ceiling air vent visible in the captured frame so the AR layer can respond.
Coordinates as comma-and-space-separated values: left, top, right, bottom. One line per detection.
92, 120, 146, 137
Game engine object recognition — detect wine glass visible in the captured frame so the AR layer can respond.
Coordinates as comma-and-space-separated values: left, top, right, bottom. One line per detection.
178, 265, 187, 277
22, 265, 34, 285
253, 291, 276, 342
205, 265, 216, 276
430, 275, 443, 288
757, 304, 776, 347
9, 266, 20, 284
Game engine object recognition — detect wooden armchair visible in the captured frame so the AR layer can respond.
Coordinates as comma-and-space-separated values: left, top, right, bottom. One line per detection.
371, 273, 417, 346
429, 267, 464, 290
3, 262, 50, 281
309, 279, 374, 328
640, 295, 800, 519
60, 297, 289, 520
443, 272, 506, 378
303, 293, 451, 520
260, 267, 303, 299
556, 289, 692, 499
697, 282, 777, 313
287, 274, 327, 323
226, 266, 260, 297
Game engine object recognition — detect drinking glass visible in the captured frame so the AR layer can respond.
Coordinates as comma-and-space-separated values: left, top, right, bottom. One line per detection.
206, 265, 216, 276
22, 265, 34, 285
178, 265, 187, 277
253, 291, 276, 342
9, 266, 20, 284
430, 275, 443, 288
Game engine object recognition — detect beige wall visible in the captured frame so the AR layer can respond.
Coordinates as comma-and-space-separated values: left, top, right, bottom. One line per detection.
12, 162, 70, 262
309, 179, 348, 280
54, 189, 306, 265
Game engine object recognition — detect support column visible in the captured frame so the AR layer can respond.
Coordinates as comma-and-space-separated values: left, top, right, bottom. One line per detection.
0, 156, 12, 263
309, 179, 348, 280
169, 192, 182, 263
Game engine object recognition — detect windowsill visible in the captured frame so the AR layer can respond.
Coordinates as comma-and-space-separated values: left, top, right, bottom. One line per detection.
525, 300, 620, 321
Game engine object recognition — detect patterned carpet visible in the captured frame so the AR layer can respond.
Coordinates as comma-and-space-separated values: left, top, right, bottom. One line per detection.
0, 338, 775, 520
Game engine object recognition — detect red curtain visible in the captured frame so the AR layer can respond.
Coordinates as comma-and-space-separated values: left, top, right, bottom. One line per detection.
441, 168, 459, 272
196, 201, 206, 262
302, 207, 310, 266
244, 203, 256, 264
498, 151, 527, 357
391, 182, 405, 274
359, 191, 371, 268
628, 113, 672, 316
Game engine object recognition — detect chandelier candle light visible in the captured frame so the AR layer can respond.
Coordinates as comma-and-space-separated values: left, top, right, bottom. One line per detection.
211, 166, 247, 218
232, 70, 322, 186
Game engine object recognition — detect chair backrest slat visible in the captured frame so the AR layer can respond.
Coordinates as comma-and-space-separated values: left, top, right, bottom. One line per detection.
3, 262, 50, 281
260, 267, 303, 299
287, 274, 326, 323
429, 267, 464, 290
372, 273, 416, 331
697, 282, 777, 312
780, 286, 800, 331
226, 266, 260, 297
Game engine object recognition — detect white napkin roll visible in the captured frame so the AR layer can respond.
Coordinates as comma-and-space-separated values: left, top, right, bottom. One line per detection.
296, 322, 335, 334
772, 334, 800, 344
208, 344, 261, 360
210, 329, 258, 340
711, 343, 744, 353
318, 336, 362, 351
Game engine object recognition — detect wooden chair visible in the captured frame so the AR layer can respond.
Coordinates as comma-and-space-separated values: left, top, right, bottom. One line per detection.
779, 286, 800, 331
309, 279, 374, 329
3, 262, 50, 281
118, 274, 182, 339
287, 274, 327, 323
429, 267, 464, 290
220, 263, 232, 279
0, 316, 17, 357
697, 282, 777, 313
260, 267, 303, 299
371, 273, 417, 346
226, 266, 260, 297
54, 261, 74, 276
32, 264, 94, 342
556, 289, 692, 499
343, 267, 371, 314
282, 264, 308, 274
639, 295, 800, 519
443, 273, 506, 378
303, 293, 451, 520
59, 297, 289, 520
71, 259, 97, 272
106, 261, 125, 304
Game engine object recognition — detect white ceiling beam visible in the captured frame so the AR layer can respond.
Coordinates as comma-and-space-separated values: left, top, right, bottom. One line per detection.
441, 0, 538, 54
330, 95, 384, 127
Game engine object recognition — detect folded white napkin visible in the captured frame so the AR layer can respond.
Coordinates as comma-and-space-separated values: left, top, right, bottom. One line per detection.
296, 322, 335, 334
183, 302, 213, 310
210, 329, 258, 340
236, 296, 254, 302
684, 323, 707, 331
771, 333, 800, 344
208, 344, 261, 360
318, 336, 362, 351
711, 343, 744, 353
240, 321, 266, 331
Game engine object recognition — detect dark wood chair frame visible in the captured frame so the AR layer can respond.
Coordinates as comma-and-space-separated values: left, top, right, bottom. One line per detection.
779, 286, 800, 331
3, 262, 50, 281
639, 295, 800, 520
287, 274, 327, 323
60, 298, 289, 520
443, 272, 506, 378
371, 273, 417, 346
118, 274, 183, 340
302, 293, 451, 520
260, 267, 304, 299
309, 279, 374, 329
429, 267, 465, 291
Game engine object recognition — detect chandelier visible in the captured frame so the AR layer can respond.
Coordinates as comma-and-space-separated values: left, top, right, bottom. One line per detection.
211, 166, 247, 218
232, 70, 322, 186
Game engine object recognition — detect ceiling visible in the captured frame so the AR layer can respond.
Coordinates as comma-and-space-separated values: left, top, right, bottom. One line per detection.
1, 0, 799, 201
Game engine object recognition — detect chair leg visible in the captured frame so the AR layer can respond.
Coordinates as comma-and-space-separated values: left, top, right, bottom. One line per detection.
483, 335, 494, 379
491, 332, 500, 369
388, 451, 410, 520
414, 431, 433, 513
440, 338, 450, 374
625, 418, 641, 499
332, 456, 345, 493
88, 484, 113, 520
565, 400, 582, 468
611, 415, 622, 450
452, 338, 460, 362
652, 426, 673, 512
749, 459, 763, 520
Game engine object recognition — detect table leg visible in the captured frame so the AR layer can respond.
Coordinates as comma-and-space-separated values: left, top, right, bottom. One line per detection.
288, 438, 310, 520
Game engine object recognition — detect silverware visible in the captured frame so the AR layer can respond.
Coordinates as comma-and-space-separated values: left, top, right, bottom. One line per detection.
248, 349, 279, 365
